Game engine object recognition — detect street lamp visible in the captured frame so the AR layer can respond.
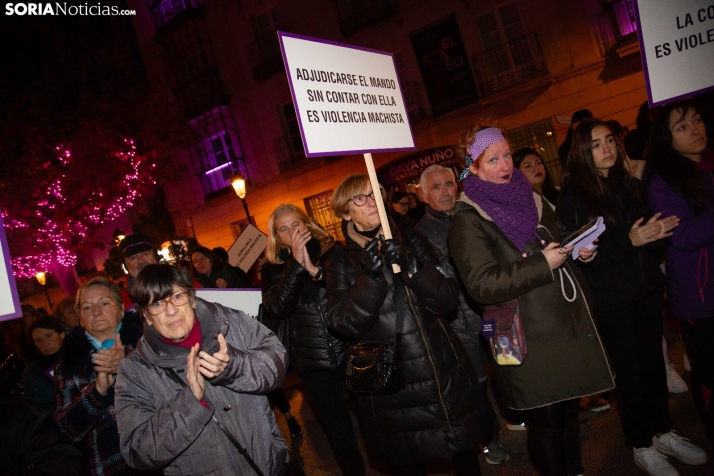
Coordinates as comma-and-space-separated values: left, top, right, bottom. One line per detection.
113, 228, 126, 245
231, 173, 253, 225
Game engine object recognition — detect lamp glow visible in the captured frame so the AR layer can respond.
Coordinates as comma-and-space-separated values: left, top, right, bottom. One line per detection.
231, 174, 247, 199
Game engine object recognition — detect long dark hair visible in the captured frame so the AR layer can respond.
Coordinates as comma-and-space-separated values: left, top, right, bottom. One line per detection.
560, 119, 640, 226
513, 147, 560, 205
643, 100, 710, 215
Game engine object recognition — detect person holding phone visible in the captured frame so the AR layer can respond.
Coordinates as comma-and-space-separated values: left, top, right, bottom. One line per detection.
448, 121, 613, 476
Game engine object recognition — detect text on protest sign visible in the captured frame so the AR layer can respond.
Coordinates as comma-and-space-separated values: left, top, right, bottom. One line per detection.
636, 0, 714, 105
227, 224, 268, 273
278, 31, 416, 156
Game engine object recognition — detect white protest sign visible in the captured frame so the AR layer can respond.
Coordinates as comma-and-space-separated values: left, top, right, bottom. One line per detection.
0, 214, 23, 322
195, 289, 262, 319
278, 31, 416, 156
227, 223, 268, 273
635, 0, 714, 105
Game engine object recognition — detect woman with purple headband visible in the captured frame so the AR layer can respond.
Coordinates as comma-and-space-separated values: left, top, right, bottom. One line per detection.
448, 121, 614, 476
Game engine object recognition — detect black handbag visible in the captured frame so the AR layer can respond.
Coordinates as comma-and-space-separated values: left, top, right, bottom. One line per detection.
345, 274, 406, 396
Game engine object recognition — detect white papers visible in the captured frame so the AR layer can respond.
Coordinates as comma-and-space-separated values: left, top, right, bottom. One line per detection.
562, 216, 606, 260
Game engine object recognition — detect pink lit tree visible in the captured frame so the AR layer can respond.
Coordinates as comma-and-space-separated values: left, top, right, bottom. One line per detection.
1, 137, 158, 295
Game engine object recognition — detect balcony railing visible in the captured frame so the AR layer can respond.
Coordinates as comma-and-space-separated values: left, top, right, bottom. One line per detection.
401, 81, 427, 123
247, 31, 284, 81
471, 32, 548, 96
272, 135, 306, 172
333, 0, 392, 37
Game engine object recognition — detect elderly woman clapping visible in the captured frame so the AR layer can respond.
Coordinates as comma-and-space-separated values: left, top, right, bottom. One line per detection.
55, 276, 144, 475
115, 264, 288, 475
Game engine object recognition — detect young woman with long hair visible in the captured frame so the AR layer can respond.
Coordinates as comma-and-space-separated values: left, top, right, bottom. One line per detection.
643, 99, 714, 441
558, 119, 708, 476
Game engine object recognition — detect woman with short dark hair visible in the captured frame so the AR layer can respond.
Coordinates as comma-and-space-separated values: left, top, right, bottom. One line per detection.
24, 316, 65, 411
191, 246, 244, 288
115, 264, 289, 475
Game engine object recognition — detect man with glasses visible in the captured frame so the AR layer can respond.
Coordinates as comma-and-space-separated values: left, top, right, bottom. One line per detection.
389, 191, 416, 231
415, 165, 510, 465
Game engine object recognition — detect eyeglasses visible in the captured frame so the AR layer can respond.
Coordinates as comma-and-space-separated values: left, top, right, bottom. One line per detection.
145, 291, 190, 316
349, 191, 376, 207
396, 200, 409, 206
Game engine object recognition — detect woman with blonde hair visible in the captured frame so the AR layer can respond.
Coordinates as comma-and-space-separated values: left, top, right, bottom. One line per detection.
261, 204, 364, 475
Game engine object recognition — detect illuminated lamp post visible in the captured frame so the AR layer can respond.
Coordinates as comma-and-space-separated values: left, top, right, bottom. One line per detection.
231, 174, 253, 226
35, 271, 53, 310
113, 228, 126, 245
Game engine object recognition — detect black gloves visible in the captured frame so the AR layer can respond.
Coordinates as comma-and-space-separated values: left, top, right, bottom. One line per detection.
360, 238, 385, 279
380, 236, 420, 276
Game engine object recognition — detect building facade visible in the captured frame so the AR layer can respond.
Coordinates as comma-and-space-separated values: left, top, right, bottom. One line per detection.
127, 0, 644, 249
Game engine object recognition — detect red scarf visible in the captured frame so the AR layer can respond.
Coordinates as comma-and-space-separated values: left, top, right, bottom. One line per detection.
161, 320, 208, 408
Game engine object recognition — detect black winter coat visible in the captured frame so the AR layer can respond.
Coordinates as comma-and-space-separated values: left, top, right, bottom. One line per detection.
557, 177, 667, 311
415, 205, 488, 382
261, 240, 350, 373
325, 219, 489, 465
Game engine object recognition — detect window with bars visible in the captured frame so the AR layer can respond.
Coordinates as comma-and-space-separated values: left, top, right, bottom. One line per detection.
187, 106, 248, 199
156, 14, 223, 118
508, 119, 561, 185
304, 191, 344, 242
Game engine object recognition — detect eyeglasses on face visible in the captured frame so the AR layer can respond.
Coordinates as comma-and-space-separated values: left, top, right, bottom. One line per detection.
396, 200, 409, 206
349, 191, 375, 207
145, 291, 190, 316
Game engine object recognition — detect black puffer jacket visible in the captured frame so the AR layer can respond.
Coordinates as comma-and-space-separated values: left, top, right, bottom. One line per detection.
325, 219, 489, 465
261, 239, 350, 373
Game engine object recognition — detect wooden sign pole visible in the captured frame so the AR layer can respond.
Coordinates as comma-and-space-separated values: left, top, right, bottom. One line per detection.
364, 153, 401, 273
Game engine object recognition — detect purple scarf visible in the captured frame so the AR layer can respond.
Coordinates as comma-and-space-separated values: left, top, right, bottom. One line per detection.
463, 168, 540, 252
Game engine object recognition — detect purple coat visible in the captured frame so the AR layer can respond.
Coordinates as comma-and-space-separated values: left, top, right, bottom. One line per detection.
645, 172, 714, 319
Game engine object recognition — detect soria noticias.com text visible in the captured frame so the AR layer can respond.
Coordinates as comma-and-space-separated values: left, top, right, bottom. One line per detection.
5, 3, 137, 16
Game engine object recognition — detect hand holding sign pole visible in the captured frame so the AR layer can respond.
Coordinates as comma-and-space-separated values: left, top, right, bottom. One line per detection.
278, 32, 417, 273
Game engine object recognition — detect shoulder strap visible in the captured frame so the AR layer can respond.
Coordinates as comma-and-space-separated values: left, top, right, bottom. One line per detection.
393, 273, 406, 350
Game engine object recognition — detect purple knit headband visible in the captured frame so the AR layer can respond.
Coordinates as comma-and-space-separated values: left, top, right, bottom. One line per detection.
458, 127, 507, 180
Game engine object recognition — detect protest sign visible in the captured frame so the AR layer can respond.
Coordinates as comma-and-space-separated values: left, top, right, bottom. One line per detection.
195, 289, 262, 319
0, 213, 23, 322
278, 31, 416, 157
279, 32, 418, 270
635, 0, 714, 105
227, 223, 268, 273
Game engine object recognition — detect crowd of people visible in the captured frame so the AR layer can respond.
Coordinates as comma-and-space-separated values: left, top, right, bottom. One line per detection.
0, 96, 712, 476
